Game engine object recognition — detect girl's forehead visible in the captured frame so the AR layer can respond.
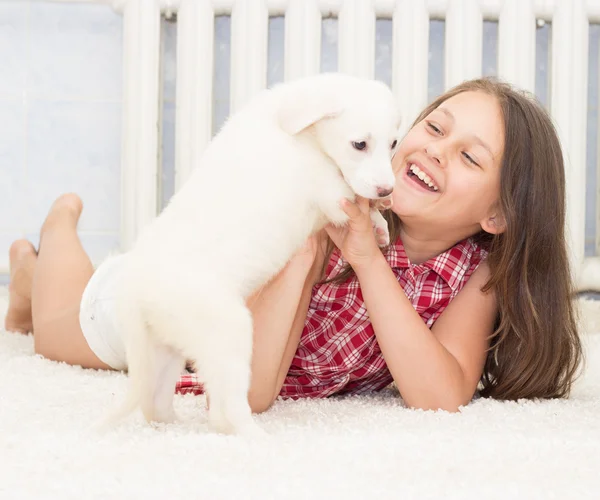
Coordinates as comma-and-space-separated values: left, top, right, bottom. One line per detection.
436, 91, 500, 118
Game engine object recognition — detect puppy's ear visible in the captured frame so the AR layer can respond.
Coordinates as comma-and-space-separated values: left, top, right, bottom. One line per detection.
277, 90, 344, 135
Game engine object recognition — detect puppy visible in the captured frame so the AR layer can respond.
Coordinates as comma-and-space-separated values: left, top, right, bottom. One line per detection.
111, 72, 401, 436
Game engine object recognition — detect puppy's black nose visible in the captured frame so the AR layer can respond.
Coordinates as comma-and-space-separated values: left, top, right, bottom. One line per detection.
376, 186, 393, 198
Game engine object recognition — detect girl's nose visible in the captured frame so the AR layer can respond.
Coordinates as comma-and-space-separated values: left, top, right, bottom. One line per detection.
425, 144, 443, 166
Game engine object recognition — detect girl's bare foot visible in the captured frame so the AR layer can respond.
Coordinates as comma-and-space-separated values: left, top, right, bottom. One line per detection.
5, 239, 38, 334
40, 192, 84, 235
4, 194, 83, 334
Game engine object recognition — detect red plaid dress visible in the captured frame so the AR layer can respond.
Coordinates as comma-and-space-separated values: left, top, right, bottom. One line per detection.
176, 236, 487, 399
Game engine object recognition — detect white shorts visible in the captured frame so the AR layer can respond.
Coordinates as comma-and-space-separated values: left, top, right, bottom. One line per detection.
79, 253, 129, 371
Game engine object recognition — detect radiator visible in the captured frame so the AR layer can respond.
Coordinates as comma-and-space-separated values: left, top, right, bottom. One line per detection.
44, 0, 600, 292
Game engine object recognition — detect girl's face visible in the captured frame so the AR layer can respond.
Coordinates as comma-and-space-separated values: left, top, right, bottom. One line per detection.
391, 91, 505, 238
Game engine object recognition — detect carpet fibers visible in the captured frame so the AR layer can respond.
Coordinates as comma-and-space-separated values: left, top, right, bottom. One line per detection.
1, 289, 600, 499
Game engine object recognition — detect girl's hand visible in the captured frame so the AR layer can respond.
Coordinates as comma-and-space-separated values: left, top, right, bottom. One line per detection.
324, 196, 385, 270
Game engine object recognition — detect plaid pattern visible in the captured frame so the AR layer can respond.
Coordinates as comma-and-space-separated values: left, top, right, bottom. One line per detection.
176, 236, 487, 399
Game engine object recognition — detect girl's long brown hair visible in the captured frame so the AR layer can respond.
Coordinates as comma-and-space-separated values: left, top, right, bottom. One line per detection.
326, 77, 583, 400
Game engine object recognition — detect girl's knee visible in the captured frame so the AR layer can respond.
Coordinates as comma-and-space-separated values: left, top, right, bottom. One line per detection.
32, 323, 112, 370
33, 331, 63, 363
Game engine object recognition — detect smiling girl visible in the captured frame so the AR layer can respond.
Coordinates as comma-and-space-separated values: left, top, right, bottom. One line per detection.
5, 77, 582, 413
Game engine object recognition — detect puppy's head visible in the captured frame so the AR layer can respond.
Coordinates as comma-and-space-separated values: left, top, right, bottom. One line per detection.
277, 74, 401, 199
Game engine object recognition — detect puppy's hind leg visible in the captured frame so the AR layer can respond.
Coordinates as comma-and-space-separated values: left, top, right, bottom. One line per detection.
142, 341, 186, 424
114, 290, 184, 425
100, 307, 185, 429
194, 298, 264, 438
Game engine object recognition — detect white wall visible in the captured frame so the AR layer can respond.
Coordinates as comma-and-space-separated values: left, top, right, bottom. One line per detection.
0, 1, 123, 272
0, 0, 597, 281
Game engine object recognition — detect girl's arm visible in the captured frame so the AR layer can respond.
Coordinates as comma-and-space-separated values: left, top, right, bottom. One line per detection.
246, 233, 326, 413
271, 246, 327, 401
354, 255, 495, 411
326, 197, 495, 412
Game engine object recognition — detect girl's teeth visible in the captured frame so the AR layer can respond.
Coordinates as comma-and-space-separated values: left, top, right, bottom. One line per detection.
409, 163, 439, 191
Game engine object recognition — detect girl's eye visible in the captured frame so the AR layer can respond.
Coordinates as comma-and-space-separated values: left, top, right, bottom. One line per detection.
427, 122, 442, 135
462, 152, 479, 166
352, 141, 367, 151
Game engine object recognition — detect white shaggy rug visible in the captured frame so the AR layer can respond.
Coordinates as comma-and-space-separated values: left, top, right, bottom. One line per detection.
1, 288, 600, 499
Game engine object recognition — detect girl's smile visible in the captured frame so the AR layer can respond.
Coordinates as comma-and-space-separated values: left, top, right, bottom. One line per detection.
403, 160, 441, 193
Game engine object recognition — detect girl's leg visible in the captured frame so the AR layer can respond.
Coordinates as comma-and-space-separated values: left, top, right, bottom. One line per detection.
6, 193, 112, 370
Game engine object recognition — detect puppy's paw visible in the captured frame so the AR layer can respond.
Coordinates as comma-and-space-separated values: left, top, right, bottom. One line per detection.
150, 407, 178, 425
370, 209, 390, 247
369, 195, 393, 211
239, 421, 269, 440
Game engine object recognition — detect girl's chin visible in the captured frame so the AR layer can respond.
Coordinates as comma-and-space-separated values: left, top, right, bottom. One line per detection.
390, 194, 427, 214
389, 204, 418, 219
389, 199, 438, 222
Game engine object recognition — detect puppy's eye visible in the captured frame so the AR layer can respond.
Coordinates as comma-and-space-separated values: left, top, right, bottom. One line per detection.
391, 140, 397, 149
352, 141, 367, 151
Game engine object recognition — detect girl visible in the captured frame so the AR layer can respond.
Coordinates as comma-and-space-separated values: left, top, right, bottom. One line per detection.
4, 77, 583, 413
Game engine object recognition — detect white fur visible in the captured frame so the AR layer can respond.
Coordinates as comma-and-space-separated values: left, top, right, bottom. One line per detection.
109, 73, 401, 436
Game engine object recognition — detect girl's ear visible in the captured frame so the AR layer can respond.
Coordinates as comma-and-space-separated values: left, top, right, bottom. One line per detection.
480, 210, 506, 235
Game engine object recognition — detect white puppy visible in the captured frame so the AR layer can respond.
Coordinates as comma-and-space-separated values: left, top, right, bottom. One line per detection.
111, 72, 401, 436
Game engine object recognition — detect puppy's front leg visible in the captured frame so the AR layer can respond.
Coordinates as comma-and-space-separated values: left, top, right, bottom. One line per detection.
370, 208, 390, 247
369, 196, 392, 247
320, 193, 354, 227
